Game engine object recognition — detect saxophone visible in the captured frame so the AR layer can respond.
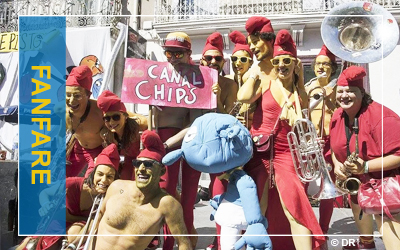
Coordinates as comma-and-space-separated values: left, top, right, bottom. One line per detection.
335, 118, 361, 195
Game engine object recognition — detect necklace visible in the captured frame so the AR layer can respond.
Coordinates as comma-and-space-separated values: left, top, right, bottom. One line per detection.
69, 100, 91, 134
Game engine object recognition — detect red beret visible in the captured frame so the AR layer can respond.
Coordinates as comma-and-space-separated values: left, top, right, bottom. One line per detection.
273, 29, 297, 58
202, 32, 224, 55
137, 130, 166, 163
245, 16, 274, 35
229, 30, 253, 58
95, 144, 120, 172
97, 90, 127, 113
337, 66, 366, 89
318, 45, 336, 63
163, 32, 192, 50
66, 65, 93, 93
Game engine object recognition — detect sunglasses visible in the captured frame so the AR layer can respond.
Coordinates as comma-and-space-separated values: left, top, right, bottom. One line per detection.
203, 55, 224, 62
103, 114, 121, 122
231, 56, 252, 63
132, 159, 160, 168
270, 57, 295, 66
164, 50, 185, 59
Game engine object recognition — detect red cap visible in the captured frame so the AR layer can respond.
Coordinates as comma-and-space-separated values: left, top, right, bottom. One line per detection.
245, 16, 274, 35
137, 130, 166, 163
66, 65, 93, 93
95, 144, 120, 171
202, 32, 224, 55
337, 66, 366, 90
229, 30, 253, 58
318, 45, 336, 63
273, 29, 297, 58
97, 90, 127, 114
163, 32, 192, 50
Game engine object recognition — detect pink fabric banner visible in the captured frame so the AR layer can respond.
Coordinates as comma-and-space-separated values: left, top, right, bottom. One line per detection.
121, 58, 218, 109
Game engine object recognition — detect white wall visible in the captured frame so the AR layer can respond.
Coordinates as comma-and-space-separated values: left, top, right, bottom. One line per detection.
368, 44, 400, 116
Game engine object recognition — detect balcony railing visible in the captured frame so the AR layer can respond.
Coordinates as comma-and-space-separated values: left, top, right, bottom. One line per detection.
154, 0, 400, 24
0, 0, 123, 32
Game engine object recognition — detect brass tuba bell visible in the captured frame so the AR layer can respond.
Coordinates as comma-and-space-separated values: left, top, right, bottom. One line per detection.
321, 1, 399, 64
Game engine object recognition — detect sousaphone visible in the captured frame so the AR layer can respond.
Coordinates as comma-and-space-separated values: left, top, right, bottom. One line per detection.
321, 1, 399, 63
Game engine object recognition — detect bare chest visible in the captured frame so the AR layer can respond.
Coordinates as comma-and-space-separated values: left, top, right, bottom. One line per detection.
103, 195, 164, 234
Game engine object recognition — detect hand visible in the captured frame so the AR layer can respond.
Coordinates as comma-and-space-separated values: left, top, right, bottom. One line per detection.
212, 83, 221, 97
38, 201, 54, 217
343, 158, 365, 175
234, 222, 272, 250
334, 162, 348, 181
209, 195, 222, 221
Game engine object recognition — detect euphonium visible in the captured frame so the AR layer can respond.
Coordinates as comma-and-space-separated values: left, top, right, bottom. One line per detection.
288, 87, 345, 199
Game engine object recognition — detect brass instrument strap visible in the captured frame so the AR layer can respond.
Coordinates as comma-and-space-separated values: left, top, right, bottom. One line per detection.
344, 113, 360, 157
69, 100, 91, 134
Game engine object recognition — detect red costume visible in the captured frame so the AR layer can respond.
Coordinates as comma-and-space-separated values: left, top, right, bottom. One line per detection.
68, 144, 103, 177
158, 127, 201, 250
245, 82, 325, 250
330, 101, 400, 183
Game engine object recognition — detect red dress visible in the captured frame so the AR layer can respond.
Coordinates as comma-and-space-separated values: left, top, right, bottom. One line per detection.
245, 85, 326, 250
119, 140, 140, 180
330, 101, 400, 185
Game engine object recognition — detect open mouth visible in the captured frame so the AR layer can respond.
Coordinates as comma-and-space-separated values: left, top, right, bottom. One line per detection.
278, 67, 289, 75
96, 183, 109, 192
109, 124, 119, 132
67, 103, 79, 111
137, 174, 150, 183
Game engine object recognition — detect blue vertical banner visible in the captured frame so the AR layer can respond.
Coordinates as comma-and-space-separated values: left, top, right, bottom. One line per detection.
19, 16, 66, 235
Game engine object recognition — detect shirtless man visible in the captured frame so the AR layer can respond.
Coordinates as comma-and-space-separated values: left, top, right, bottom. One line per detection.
66, 65, 104, 177
200, 32, 237, 114
94, 130, 192, 250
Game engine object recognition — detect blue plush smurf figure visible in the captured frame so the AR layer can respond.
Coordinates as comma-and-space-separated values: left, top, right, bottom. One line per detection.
163, 113, 272, 250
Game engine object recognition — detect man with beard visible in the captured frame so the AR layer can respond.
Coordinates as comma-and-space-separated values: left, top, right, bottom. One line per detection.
66, 65, 104, 177
94, 130, 192, 250
200, 32, 237, 114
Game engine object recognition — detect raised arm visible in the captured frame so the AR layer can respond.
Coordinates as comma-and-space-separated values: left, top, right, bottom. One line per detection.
237, 72, 262, 104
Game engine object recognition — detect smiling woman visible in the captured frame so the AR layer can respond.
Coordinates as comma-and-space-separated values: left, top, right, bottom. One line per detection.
97, 90, 145, 180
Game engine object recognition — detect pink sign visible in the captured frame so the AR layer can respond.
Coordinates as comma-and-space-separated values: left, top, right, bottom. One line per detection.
121, 58, 218, 109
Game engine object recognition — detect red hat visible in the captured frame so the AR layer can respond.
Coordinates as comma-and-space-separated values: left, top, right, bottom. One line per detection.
318, 45, 336, 63
97, 90, 127, 113
202, 32, 224, 55
337, 66, 366, 89
245, 16, 274, 35
163, 32, 192, 50
229, 30, 253, 58
137, 130, 166, 163
66, 65, 93, 93
273, 29, 297, 58
95, 144, 120, 171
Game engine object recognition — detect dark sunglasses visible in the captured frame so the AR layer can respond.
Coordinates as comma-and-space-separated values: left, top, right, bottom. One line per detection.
164, 50, 185, 59
132, 159, 160, 168
231, 56, 252, 63
270, 57, 295, 66
203, 55, 224, 62
103, 114, 121, 122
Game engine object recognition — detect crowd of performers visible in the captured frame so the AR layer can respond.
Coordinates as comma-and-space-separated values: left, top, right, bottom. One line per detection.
16, 16, 400, 250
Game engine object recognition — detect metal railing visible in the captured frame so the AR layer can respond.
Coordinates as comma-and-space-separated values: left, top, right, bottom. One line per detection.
0, 0, 123, 32
153, 0, 400, 24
